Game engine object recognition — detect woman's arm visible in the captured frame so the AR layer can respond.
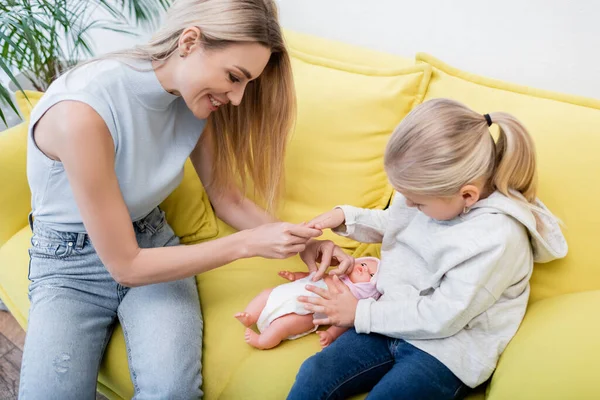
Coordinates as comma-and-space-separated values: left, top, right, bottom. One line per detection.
35, 102, 321, 287
190, 128, 277, 230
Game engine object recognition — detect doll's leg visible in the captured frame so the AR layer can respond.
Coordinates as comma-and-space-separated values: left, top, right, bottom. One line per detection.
234, 288, 274, 327
245, 314, 315, 350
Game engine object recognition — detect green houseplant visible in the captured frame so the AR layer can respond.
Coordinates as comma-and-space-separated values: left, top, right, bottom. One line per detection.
0, 0, 171, 126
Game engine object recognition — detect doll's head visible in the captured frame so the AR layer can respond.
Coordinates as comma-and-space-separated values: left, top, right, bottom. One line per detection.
348, 257, 379, 283
340, 257, 381, 300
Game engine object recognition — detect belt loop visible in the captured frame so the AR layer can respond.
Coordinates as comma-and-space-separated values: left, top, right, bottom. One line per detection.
134, 219, 145, 232
28, 212, 34, 231
75, 232, 86, 250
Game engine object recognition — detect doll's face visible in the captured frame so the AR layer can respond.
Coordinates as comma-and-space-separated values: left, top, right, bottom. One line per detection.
348, 259, 379, 283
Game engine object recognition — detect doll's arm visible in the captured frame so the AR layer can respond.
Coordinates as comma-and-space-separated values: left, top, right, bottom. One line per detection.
278, 271, 310, 282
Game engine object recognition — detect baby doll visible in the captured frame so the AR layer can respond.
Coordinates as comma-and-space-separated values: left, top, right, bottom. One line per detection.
234, 257, 381, 350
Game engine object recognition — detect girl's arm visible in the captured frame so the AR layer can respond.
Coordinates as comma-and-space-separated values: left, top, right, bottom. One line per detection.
307, 207, 389, 244
308, 194, 416, 244
333, 206, 390, 243
355, 219, 528, 339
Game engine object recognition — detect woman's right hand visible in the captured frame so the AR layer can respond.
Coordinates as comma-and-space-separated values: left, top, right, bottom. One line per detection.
306, 208, 346, 230
244, 222, 322, 259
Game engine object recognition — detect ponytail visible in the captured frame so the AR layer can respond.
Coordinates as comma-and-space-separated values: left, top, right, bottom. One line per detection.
488, 113, 537, 203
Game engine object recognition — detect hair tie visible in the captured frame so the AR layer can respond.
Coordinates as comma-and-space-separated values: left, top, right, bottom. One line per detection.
484, 114, 492, 127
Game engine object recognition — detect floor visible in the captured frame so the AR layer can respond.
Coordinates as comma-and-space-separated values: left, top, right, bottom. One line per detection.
0, 310, 109, 400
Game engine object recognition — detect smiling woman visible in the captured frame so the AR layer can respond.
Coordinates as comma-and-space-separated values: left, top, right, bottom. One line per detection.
18, 1, 354, 399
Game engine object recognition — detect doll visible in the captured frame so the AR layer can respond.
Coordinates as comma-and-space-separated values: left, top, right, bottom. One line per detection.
234, 257, 381, 350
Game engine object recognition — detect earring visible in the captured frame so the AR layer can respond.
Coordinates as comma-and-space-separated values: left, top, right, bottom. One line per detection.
463, 206, 471, 215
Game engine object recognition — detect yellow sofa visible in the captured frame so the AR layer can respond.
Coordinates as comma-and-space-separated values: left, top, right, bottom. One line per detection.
1, 30, 599, 400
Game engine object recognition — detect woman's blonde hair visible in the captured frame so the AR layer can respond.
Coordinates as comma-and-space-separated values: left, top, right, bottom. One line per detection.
384, 98, 538, 209
77, 0, 294, 211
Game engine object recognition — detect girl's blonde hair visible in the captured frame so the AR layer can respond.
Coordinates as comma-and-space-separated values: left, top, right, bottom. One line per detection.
77, 0, 294, 211
384, 98, 538, 208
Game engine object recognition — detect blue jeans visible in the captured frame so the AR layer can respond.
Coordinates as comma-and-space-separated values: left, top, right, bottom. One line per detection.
19, 207, 203, 400
287, 329, 468, 400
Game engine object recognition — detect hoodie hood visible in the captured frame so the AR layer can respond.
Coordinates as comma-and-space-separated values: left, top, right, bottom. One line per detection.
469, 191, 568, 263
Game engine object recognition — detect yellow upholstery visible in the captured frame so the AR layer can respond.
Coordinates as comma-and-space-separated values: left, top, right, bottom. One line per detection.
0, 226, 32, 327
0, 30, 598, 400
0, 90, 43, 322
488, 290, 600, 400
284, 30, 416, 70
279, 49, 430, 253
0, 91, 42, 248
159, 159, 219, 244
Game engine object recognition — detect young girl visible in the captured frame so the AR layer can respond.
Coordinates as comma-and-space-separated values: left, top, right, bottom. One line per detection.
287, 98, 568, 400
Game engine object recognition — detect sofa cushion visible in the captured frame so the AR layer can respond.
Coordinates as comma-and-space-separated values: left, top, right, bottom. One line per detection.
0, 123, 30, 248
417, 53, 600, 303
159, 159, 219, 244
278, 49, 430, 254
488, 290, 600, 399
0, 226, 32, 326
284, 30, 416, 69
0, 90, 42, 248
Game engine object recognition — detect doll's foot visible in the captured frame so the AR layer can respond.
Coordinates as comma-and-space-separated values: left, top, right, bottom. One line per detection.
278, 271, 295, 281
317, 331, 333, 348
234, 312, 254, 327
244, 328, 263, 349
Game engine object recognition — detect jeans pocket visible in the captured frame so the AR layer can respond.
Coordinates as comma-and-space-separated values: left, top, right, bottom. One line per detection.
29, 237, 72, 260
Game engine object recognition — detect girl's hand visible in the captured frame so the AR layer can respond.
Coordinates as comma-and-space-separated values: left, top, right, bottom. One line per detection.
245, 223, 322, 259
298, 275, 357, 327
299, 239, 354, 281
306, 208, 346, 230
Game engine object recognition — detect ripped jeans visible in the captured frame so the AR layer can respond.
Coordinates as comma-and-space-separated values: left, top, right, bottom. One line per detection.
19, 207, 203, 400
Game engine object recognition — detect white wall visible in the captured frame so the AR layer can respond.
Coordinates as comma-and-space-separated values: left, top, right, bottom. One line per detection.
4, 0, 599, 100
277, 0, 600, 99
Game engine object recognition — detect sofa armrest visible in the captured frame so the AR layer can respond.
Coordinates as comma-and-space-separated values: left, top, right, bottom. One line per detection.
0, 122, 31, 247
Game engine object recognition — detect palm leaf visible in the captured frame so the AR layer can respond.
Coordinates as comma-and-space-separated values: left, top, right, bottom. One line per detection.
0, 59, 25, 126
0, 0, 173, 126
104, 0, 172, 29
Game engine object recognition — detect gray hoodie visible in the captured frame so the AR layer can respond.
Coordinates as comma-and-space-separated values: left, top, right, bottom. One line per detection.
335, 191, 567, 388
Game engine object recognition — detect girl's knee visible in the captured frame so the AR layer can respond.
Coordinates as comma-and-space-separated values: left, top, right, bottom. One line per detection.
296, 353, 324, 382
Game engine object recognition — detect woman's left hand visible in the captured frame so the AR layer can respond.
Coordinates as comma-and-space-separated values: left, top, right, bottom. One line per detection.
298, 275, 357, 327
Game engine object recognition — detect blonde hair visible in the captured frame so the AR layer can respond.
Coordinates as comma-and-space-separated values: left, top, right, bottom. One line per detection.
384, 98, 538, 209
76, 0, 294, 211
